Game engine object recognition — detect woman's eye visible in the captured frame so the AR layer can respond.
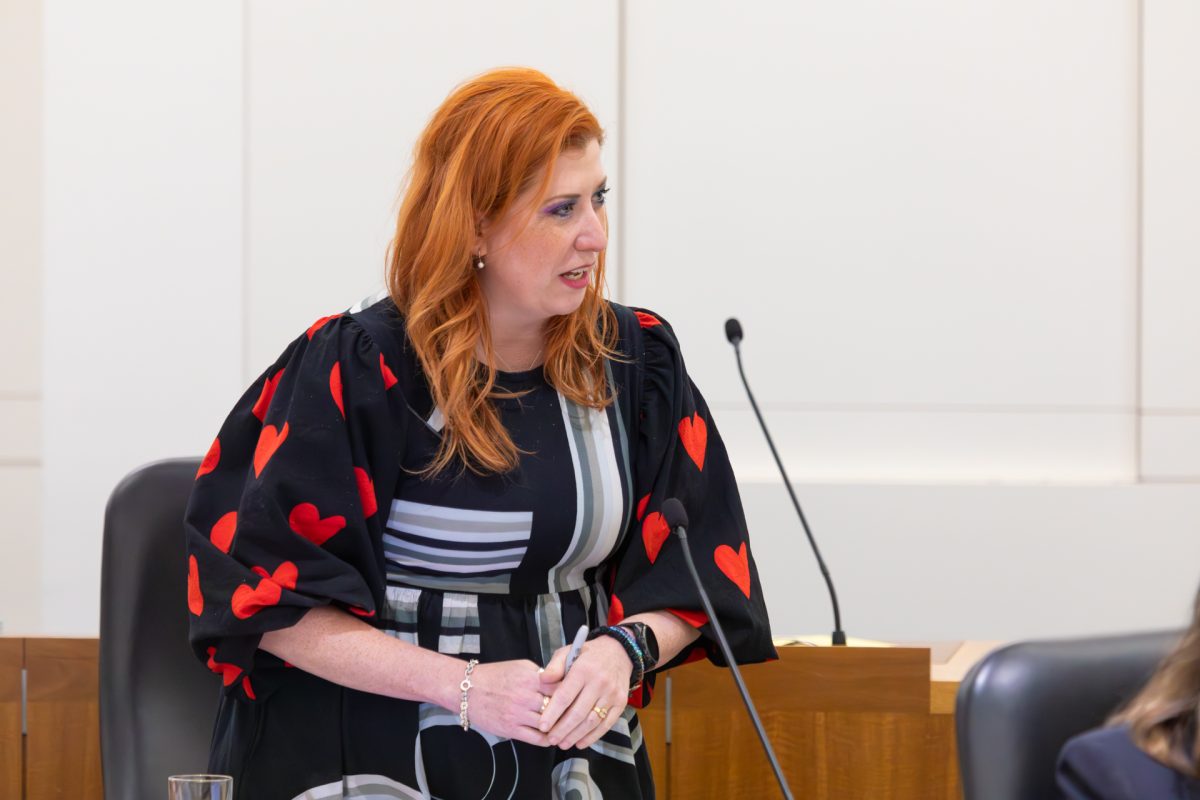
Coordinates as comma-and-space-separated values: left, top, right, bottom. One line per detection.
550, 202, 575, 218
593, 187, 610, 206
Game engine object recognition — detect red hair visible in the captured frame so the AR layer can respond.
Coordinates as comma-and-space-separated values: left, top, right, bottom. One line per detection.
386, 67, 619, 476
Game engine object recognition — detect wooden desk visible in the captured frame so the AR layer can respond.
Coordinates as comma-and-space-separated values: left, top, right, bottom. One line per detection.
640, 641, 1003, 799
0, 638, 102, 800
0, 638, 998, 799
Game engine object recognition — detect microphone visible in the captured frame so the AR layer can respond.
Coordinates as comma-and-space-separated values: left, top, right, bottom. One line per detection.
662, 498, 794, 800
724, 318, 847, 646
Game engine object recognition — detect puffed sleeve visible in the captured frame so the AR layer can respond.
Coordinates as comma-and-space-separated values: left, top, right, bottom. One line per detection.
185, 313, 405, 701
609, 307, 777, 707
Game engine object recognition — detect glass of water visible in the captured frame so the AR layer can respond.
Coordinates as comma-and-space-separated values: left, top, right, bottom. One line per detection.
168, 775, 233, 800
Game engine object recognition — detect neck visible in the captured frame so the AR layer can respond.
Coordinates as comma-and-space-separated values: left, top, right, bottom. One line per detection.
483, 314, 548, 372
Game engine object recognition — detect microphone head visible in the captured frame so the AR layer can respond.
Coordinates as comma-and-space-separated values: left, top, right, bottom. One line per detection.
724, 318, 743, 345
661, 498, 689, 530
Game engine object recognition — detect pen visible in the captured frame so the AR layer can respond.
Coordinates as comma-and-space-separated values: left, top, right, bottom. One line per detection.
563, 624, 589, 675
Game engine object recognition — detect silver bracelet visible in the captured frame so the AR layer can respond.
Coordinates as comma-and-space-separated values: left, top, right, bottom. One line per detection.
459, 658, 479, 731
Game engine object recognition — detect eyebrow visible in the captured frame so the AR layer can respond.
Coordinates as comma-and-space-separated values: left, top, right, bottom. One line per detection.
541, 178, 609, 205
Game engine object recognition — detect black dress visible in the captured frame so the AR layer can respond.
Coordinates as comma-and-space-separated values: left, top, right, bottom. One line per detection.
185, 294, 776, 799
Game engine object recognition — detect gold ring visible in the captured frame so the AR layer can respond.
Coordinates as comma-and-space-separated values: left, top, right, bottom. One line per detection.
592, 705, 608, 720
540, 694, 551, 714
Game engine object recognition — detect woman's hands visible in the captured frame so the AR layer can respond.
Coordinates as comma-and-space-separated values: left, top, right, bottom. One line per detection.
461, 659, 552, 746
536, 636, 634, 750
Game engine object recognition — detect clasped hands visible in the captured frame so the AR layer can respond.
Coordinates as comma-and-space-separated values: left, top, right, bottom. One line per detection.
464, 636, 634, 750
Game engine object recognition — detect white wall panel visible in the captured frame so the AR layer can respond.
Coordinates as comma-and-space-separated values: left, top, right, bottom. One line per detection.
1141, 0, 1200, 412
746, 481, 1200, 642
0, 467, 42, 634
626, 2, 1138, 480
0, 399, 40, 463
0, 0, 42, 395
1141, 415, 1200, 480
714, 407, 1135, 483
42, 1, 244, 634
245, 1, 621, 376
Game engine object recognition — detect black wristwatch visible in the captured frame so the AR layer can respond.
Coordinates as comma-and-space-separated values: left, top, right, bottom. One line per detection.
619, 622, 660, 672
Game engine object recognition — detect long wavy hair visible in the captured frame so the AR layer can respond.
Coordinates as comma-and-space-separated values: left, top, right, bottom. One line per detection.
386, 67, 620, 476
1109, 588, 1200, 776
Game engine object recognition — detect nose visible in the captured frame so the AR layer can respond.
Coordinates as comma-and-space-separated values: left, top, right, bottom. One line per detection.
576, 204, 608, 254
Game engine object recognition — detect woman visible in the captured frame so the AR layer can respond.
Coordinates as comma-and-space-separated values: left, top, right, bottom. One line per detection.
186, 67, 775, 799
1057, 590, 1200, 799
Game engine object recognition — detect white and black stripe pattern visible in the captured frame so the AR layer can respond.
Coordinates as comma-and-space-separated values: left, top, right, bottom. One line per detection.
383, 499, 532, 592
437, 592, 480, 655
546, 385, 629, 593
381, 585, 421, 646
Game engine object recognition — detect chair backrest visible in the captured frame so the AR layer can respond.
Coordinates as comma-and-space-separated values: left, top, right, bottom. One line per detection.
100, 458, 219, 799
955, 629, 1181, 800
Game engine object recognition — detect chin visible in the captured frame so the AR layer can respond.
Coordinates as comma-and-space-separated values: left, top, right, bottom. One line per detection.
545, 297, 588, 319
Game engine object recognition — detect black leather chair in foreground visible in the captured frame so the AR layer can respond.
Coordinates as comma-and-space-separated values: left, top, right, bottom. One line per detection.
955, 629, 1181, 800
100, 458, 219, 799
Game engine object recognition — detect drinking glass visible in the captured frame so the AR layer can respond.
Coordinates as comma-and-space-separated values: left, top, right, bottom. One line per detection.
168, 774, 233, 800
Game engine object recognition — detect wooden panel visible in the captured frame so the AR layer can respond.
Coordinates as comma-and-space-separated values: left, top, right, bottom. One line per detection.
0, 639, 22, 800
663, 646, 955, 799
25, 638, 102, 800
639, 697, 667, 791
669, 646, 930, 714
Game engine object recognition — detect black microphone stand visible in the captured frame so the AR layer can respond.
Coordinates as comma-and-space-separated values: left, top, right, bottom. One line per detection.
664, 499, 795, 800
726, 318, 847, 646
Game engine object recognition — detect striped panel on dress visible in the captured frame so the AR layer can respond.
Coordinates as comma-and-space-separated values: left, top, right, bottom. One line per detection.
383, 499, 532, 592
381, 585, 421, 645
547, 387, 629, 593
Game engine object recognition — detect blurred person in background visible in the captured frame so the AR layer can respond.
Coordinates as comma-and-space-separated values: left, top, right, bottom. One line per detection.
1058, 586, 1200, 799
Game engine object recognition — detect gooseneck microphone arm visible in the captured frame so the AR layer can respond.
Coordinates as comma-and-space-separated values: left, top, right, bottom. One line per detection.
724, 318, 846, 646
662, 498, 794, 800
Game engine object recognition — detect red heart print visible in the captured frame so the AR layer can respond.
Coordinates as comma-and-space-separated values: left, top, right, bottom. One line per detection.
636, 493, 650, 522
210, 511, 237, 554
196, 437, 220, 478
380, 353, 398, 390
252, 369, 285, 422
288, 502, 346, 547
231, 561, 298, 619
635, 311, 661, 328
307, 314, 340, 339
714, 542, 751, 598
253, 422, 288, 478
354, 467, 377, 518
678, 413, 708, 471
669, 607, 709, 628
187, 555, 204, 616
241, 676, 256, 700
642, 511, 670, 564
607, 593, 624, 625
349, 606, 376, 618
330, 362, 345, 418
205, 647, 242, 686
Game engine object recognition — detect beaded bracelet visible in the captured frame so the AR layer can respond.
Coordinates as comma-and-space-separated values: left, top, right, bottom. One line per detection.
459, 658, 479, 731
588, 625, 646, 691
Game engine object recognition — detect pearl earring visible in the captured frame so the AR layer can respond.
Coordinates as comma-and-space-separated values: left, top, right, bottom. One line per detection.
475, 255, 485, 271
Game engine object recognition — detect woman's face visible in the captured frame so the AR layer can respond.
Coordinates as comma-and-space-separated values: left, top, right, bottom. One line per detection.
477, 138, 608, 331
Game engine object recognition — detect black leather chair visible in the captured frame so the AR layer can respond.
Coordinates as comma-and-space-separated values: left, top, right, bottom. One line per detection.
955, 629, 1182, 800
100, 458, 220, 799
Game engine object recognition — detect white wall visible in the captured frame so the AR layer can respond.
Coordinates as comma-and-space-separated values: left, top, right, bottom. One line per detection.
16, 0, 1200, 641
0, 0, 43, 634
